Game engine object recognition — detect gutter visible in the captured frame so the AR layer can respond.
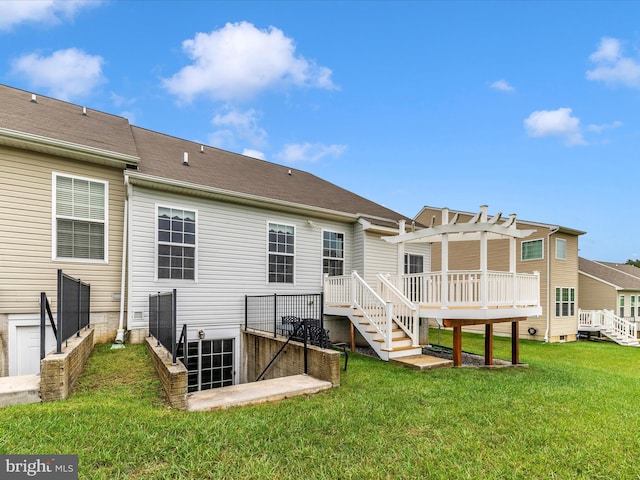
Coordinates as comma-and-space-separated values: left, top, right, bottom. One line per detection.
544, 226, 560, 342
115, 175, 130, 343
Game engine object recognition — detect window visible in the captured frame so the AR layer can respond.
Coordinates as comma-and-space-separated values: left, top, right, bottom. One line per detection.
268, 223, 294, 283
555, 287, 575, 317
631, 295, 635, 318
522, 239, 543, 261
323, 231, 344, 276
157, 207, 195, 280
556, 238, 567, 260
404, 254, 424, 274
54, 173, 107, 261
619, 295, 625, 318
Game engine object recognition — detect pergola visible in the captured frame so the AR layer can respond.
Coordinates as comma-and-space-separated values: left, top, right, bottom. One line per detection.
383, 205, 537, 366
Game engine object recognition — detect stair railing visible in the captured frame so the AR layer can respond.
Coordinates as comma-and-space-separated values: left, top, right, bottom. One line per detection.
602, 310, 637, 341
377, 274, 419, 347
351, 271, 393, 350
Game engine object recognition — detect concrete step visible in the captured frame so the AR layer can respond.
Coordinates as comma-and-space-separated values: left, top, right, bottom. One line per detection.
0, 374, 41, 407
186, 374, 331, 411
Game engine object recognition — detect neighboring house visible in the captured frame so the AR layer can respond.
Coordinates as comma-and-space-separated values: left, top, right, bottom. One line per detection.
578, 257, 640, 321
415, 206, 585, 343
0, 84, 139, 376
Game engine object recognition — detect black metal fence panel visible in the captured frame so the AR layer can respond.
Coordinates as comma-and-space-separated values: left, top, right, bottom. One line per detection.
149, 289, 178, 364
55, 269, 91, 354
245, 293, 323, 337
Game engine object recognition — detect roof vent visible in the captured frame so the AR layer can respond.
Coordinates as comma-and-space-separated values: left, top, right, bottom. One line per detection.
183, 152, 189, 166
200, 145, 204, 153
82, 106, 87, 116
31, 94, 37, 103
287, 169, 292, 175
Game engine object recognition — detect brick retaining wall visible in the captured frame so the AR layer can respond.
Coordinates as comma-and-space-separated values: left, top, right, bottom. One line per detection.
145, 337, 188, 409
40, 327, 94, 402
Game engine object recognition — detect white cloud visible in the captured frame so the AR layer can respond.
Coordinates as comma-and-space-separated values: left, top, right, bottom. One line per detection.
11, 48, 105, 101
163, 21, 337, 103
275, 142, 347, 164
209, 107, 268, 150
587, 120, 623, 134
242, 149, 265, 160
524, 108, 586, 146
0, 0, 101, 31
586, 37, 640, 88
490, 79, 514, 92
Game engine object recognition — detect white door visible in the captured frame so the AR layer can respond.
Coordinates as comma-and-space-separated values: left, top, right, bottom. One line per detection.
9, 317, 57, 376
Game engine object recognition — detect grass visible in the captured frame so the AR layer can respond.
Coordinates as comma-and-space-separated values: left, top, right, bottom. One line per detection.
1, 331, 639, 479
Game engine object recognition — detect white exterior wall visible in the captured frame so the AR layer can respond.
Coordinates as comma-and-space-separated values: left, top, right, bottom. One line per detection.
362, 231, 398, 285
127, 186, 354, 333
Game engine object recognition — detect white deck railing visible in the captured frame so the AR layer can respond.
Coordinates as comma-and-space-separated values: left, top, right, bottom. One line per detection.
388, 270, 540, 308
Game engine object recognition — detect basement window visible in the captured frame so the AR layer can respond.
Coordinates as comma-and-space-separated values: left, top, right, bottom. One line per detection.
179, 338, 234, 393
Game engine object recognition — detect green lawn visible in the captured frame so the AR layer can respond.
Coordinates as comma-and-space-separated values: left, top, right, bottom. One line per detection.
1, 331, 639, 479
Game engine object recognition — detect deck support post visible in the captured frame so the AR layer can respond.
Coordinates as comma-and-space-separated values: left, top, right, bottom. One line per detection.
452, 325, 462, 367
512, 320, 520, 365
484, 323, 493, 366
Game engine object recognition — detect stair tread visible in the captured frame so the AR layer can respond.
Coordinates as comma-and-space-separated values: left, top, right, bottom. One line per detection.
381, 345, 422, 352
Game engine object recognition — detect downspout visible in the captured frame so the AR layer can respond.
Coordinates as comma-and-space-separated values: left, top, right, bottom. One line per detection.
544, 226, 559, 342
115, 175, 130, 343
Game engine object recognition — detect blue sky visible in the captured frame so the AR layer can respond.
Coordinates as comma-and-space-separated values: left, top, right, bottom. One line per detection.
1, 1, 639, 262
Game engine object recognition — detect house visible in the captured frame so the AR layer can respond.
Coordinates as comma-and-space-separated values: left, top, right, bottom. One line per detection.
123, 125, 422, 388
0, 84, 138, 376
577, 257, 640, 346
0, 83, 543, 385
414, 206, 585, 343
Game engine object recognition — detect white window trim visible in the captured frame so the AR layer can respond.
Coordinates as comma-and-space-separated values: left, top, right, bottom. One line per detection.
555, 238, 567, 260
52, 172, 109, 264
266, 221, 296, 285
322, 229, 346, 277
521, 238, 544, 261
154, 203, 198, 283
554, 286, 576, 318
404, 253, 425, 274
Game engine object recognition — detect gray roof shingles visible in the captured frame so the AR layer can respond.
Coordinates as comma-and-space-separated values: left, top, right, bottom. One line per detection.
0, 83, 411, 224
579, 257, 640, 290
0, 84, 138, 158
130, 126, 411, 223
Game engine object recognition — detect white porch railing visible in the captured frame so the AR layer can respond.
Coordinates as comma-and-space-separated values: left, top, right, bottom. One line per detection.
377, 274, 419, 346
388, 270, 540, 308
579, 309, 638, 341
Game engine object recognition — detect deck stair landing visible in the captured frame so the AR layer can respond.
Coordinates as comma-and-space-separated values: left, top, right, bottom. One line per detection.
579, 309, 639, 347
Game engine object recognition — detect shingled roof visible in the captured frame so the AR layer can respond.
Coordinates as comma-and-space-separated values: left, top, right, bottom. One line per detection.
579, 257, 640, 290
0, 83, 412, 226
0, 84, 138, 161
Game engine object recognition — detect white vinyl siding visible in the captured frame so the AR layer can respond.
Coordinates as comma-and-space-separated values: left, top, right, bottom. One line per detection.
322, 230, 344, 276
128, 186, 351, 331
362, 231, 397, 285
522, 238, 543, 261
53, 173, 107, 262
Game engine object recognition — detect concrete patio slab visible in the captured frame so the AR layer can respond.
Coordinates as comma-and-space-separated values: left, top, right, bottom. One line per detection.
187, 374, 332, 411
0, 374, 41, 407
